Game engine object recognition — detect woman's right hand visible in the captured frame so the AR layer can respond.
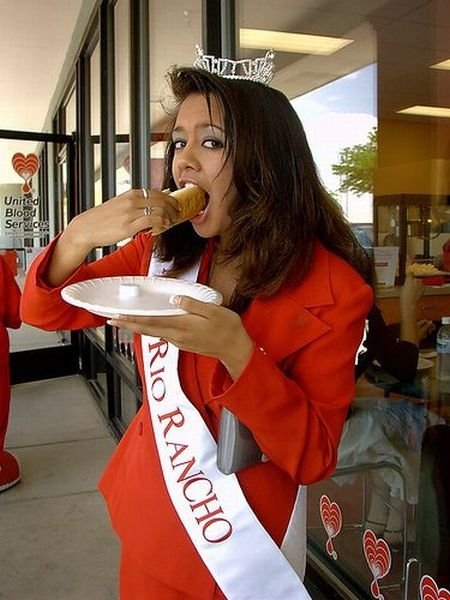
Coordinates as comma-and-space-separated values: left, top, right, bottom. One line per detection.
45, 188, 180, 287
63, 188, 180, 252
417, 319, 436, 342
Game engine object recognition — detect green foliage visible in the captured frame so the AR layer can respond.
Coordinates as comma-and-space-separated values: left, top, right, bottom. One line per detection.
332, 127, 377, 196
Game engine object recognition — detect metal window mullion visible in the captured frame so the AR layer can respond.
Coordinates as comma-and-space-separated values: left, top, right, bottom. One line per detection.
76, 55, 94, 215
0, 129, 71, 144
99, 1, 117, 422
129, 0, 150, 189
221, 0, 236, 59
201, 1, 236, 59
100, 1, 116, 203
40, 144, 49, 222
202, 0, 222, 56
66, 140, 77, 225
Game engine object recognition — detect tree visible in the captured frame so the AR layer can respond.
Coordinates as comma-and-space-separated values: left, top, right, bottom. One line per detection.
332, 127, 377, 196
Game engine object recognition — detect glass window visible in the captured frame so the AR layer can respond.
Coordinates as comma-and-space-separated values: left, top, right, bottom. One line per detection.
149, 0, 202, 188
236, 1, 450, 597
120, 377, 141, 428
0, 140, 46, 256
65, 89, 77, 135
87, 42, 105, 341
115, 0, 131, 195
82, 337, 108, 418
0, 137, 69, 351
91, 42, 102, 209
238, 1, 377, 241
237, 0, 450, 274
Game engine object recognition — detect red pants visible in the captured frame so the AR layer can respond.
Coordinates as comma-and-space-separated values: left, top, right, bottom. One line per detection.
119, 550, 227, 600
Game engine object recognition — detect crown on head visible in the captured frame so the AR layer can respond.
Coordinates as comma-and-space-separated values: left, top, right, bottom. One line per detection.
193, 45, 275, 85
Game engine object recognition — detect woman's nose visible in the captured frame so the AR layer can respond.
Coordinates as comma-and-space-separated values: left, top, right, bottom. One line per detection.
174, 143, 201, 171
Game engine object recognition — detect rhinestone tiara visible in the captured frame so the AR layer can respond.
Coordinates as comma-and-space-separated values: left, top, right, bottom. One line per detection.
193, 45, 275, 85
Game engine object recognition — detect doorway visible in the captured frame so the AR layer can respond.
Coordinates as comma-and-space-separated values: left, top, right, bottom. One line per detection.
0, 129, 79, 383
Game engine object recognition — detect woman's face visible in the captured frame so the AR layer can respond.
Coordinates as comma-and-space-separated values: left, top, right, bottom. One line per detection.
171, 93, 237, 240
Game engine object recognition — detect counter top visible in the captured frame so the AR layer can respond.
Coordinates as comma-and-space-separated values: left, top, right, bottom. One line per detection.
377, 283, 450, 298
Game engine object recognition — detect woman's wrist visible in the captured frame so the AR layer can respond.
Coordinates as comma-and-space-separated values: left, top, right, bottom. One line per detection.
45, 228, 92, 287
63, 219, 95, 257
219, 332, 254, 381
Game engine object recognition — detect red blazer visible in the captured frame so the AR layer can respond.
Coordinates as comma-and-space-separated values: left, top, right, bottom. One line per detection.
21, 234, 372, 598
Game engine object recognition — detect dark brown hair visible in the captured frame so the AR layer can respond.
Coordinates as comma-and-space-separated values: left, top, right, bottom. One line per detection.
155, 66, 370, 310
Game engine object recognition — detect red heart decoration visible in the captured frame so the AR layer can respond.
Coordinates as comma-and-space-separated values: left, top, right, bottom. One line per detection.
420, 575, 450, 600
320, 495, 342, 560
363, 529, 392, 598
320, 494, 342, 538
12, 152, 40, 193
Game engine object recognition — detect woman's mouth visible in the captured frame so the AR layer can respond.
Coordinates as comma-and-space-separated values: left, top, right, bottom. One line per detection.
192, 194, 209, 222
179, 182, 210, 221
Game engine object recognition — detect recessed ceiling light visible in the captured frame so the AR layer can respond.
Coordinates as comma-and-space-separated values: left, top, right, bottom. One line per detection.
430, 58, 450, 70
240, 28, 353, 55
397, 105, 450, 118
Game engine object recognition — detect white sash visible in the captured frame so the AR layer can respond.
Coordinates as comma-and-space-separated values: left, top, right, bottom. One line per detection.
141, 257, 311, 600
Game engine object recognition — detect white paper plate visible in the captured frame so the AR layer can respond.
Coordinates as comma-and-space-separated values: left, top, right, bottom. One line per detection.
61, 276, 222, 318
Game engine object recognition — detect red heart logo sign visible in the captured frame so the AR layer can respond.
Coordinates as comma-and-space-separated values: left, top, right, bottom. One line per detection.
420, 575, 450, 600
319, 494, 342, 559
363, 529, 392, 599
12, 152, 40, 194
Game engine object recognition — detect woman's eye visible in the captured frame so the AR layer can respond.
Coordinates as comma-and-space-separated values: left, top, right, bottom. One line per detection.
203, 138, 224, 149
173, 140, 185, 150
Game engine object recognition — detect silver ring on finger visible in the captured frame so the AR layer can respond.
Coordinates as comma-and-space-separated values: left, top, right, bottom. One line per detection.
144, 205, 154, 216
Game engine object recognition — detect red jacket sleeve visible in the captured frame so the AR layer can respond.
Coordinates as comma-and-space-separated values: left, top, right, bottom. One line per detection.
210, 259, 373, 485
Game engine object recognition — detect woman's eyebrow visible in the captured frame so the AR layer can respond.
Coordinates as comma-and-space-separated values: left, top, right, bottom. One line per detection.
172, 123, 225, 134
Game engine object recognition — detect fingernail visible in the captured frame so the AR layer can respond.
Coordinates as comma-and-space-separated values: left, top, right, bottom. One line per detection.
169, 295, 181, 306
107, 314, 121, 325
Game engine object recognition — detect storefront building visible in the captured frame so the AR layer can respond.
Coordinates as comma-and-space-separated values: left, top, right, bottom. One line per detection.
1, 1, 449, 598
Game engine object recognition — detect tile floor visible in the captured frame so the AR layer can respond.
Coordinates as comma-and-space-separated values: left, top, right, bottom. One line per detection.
0, 375, 120, 600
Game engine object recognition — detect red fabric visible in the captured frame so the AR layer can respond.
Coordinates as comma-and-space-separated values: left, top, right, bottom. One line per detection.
119, 548, 226, 600
21, 233, 373, 598
0, 255, 21, 450
0, 250, 17, 277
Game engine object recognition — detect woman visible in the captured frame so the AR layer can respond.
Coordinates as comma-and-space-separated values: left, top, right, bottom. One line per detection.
0, 254, 21, 493
356, 272, 435, 382
21, 61, 373, 599
339, 273, 437, 549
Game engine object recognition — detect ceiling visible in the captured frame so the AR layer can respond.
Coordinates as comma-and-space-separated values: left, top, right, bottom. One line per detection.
0, 0, 449, 180
0, 0, 97, 183
0, 0, 96, 134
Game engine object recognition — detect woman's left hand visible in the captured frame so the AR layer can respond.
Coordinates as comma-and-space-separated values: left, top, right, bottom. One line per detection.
109, 296, 254, 380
